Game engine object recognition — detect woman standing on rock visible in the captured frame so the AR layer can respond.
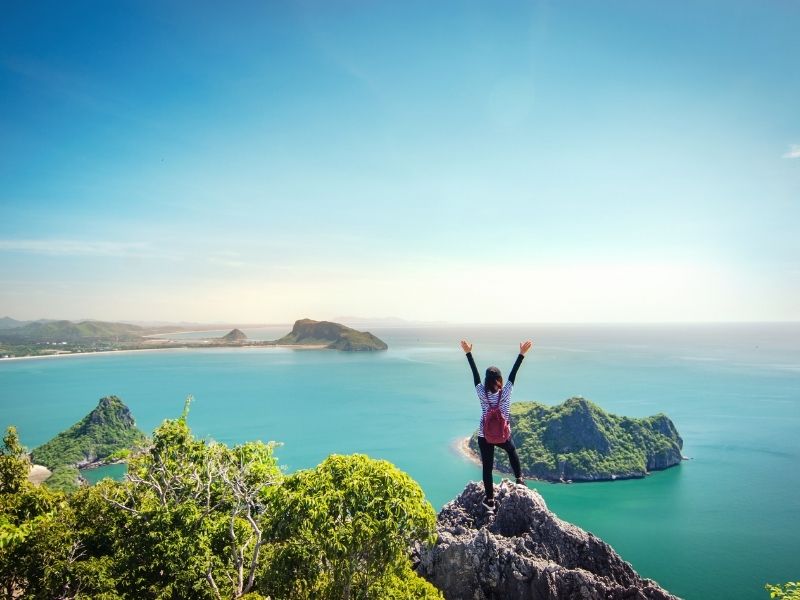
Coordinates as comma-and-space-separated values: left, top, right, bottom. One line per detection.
460, 339, 532, 510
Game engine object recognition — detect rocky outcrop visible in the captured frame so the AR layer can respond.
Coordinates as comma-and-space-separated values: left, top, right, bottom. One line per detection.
220, 328, 247, 343
415, 481, 679, 600
276, 318, 388, 351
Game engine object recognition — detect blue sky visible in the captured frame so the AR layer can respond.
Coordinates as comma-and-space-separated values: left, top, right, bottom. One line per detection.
1, 1, 798, 323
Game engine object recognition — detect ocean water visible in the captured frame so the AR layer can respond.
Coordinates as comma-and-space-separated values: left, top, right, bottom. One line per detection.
1, 323, 798, 600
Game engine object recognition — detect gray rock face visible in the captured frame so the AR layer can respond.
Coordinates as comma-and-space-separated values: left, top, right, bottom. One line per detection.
414, 481, 680, 600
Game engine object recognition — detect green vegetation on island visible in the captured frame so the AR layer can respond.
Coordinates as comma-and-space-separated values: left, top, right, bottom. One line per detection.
469, 397, 684, 482
31, 396, 147, 492
277, 318, 388, 351
0, 404, 441, 599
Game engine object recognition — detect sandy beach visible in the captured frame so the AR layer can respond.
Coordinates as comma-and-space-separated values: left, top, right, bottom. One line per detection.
28, 464, 51, 484
454, 436, 482, 467
0, 344, 330, 362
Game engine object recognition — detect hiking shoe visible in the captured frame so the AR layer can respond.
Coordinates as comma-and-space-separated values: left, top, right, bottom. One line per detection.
482, 497, 496, 511
515, 477, 526, 486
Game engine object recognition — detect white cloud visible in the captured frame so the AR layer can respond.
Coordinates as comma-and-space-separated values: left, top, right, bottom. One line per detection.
0, 239, 156, 257
782, 144, 800, 159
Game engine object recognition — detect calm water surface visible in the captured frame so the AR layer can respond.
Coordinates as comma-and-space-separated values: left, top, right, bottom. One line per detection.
2, 323, 798, 600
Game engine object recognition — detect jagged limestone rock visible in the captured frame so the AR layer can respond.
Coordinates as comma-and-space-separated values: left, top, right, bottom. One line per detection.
415, 480, 680, 600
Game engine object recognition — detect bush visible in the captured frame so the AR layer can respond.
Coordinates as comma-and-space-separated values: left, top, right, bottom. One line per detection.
1, 405, 442, 600
262, 453, 439, 599
766, 582, 800, 599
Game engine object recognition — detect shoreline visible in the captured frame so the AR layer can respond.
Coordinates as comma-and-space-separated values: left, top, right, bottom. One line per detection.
454, 436, 482, 467
28, 464, 52, 485
0, 344, 330, 362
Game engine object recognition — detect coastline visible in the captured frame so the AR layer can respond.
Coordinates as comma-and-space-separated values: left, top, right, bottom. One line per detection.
0, 344, 330, 362
454, 436, 482, 468
28, 464, 51, 484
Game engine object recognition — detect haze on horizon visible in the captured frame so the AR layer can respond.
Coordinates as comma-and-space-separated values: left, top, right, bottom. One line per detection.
1, 2, 798, 325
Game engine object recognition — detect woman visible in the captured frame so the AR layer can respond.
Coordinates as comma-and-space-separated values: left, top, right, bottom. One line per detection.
460, 338, 533, 510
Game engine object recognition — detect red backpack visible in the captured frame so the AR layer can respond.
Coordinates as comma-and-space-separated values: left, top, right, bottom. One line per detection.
483, 389, 510, 444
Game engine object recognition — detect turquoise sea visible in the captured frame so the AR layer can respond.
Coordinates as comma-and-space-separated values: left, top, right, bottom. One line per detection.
1, 323, 798, 600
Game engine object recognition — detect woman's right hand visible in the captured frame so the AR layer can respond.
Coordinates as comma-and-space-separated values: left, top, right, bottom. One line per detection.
519, 340, 533, 355
460, 340, 473, 353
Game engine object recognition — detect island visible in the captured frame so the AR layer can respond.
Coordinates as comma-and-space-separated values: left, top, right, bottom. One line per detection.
465, 397, 684, 482
218, 328, 248, 343
0, 317, 388, 357
31, 395, 147, 491
276, 318, 388, 351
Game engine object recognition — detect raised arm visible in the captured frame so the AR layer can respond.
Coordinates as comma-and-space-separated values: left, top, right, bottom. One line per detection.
461, 339, 481, 386
508, 340, 533, 384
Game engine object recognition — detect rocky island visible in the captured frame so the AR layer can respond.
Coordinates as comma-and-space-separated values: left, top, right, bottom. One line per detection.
31, 395, 147, 491
415, 480, 678, 599
219, 328, 248, 343
276, 318, 388, 351
467, 397, 683, 482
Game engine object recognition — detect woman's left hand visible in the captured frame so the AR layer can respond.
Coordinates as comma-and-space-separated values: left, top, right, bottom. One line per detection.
519, 340, 533, 355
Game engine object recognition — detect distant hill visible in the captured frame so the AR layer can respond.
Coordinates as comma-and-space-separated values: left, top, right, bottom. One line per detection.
277, 318, 388, 351
0, 319, 145, 342
0, 316, 29, 329
220, 328, 248, 343
32, 396, 147, 491
468, 397, 683, 482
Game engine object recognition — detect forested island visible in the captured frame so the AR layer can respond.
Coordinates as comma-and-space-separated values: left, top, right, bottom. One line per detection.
467, 397, 684, 482
31, 396, 147, 491
0, 317, 387, 358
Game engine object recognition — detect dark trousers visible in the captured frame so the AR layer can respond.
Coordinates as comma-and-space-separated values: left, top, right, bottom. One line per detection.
477, 436, 522, 498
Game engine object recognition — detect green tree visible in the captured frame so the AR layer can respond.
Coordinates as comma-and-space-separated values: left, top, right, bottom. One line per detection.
1, 426, 55, 597
766, 582, 800, 599
263, 453, 440, 600
2, 405, 443, 600
0, 427, 29, 495
1, 427, 116, 599
103, 400, 282, 599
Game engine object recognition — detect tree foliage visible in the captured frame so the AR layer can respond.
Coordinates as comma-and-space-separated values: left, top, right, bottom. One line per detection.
766, 582, 800, 599
0, 402, 440, 599
264, 453, 438, 599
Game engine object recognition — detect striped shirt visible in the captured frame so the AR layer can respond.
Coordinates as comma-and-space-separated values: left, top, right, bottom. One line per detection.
476, 381, 513, 437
